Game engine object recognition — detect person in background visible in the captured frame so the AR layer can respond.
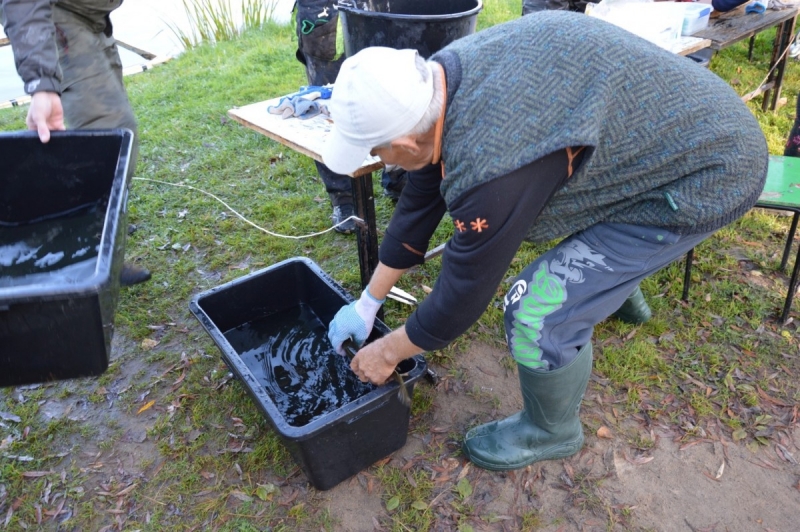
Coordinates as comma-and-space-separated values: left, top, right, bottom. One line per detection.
1, 0, 151, 286
294, 0, 407, 234
322, 12, 767, 471
785, 92, 800, 157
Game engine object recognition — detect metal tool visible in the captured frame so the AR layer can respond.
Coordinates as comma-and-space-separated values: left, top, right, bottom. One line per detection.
341, 339, 411, 408
387, 286, 417, 305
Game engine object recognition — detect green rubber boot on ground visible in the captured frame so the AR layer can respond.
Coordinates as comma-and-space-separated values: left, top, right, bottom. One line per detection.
462, 343, 593, 471
611, 285, 651, 324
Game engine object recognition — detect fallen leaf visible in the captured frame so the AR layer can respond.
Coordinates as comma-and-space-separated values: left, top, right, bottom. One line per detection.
457, 463, 471, 481
172, 371, 186, 387
0, 411, 21, 423
597, 426, 613, 439
229, 490, 253, 502
411, 500, 427, 510
455, 477, 472, 499
732, 429, 747, 441
624, 452, 655, 465
386, 495, 400, 511
114, 483, 137, 497
757, 386, 790, 407
775, 444, 798, 465
421, 285, 433, 294
22, 471, 53, 478
715, 461, 725, 479
137, 400, 155, 414
141, 338, 159, 351
255, 483, 278, 501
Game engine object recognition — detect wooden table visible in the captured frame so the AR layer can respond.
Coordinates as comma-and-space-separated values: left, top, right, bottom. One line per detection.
693, 4, 800, 110
228, 98, 384, 289
669, 35, 713, 56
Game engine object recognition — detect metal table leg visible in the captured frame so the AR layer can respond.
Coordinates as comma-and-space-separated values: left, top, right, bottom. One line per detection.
351, 172, 379, 290
682, 248, 694, 301
781, 239, 800, 323
779, 212, 799, 272
764, 17, 797, 112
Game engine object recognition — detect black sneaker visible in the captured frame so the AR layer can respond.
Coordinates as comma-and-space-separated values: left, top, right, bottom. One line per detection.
332, 204, 357, 234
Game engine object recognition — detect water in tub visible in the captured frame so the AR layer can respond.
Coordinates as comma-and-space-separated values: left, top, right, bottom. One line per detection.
0, 200, 106, 287
224, 303, 375, 427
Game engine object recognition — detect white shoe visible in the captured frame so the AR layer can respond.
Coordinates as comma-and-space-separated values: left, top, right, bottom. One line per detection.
790, 37, 800, 58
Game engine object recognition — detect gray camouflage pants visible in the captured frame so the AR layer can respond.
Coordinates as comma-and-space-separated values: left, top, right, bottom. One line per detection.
504, 223, 713, 370
53, 6, 138, 182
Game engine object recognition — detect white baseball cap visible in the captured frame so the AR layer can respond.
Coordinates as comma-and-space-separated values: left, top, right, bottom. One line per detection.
321, 47, 434, 175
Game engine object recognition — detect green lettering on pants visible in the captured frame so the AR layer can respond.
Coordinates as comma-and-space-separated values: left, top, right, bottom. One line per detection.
510, 262, 566, 368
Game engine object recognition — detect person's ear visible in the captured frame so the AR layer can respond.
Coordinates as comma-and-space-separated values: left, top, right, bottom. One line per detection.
390, 136, 421, 155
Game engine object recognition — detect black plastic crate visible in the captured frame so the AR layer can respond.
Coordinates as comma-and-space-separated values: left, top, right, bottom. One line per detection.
189, 257, 427, 490
0, 130, 133, 387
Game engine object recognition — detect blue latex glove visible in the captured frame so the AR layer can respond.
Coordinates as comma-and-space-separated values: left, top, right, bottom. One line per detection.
746, 0, 767, 12
294, 85, 333, 100
327, 288, 385, 355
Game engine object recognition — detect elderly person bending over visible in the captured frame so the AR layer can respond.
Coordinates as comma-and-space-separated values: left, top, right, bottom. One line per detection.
323, 12, 767, 471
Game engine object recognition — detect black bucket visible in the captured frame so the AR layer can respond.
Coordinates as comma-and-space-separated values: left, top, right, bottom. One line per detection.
0, 130, 133, 387
337, 0, 483, 58
189, 257, 428, 490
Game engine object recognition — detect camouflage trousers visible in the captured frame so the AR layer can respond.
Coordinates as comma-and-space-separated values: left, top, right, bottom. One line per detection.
53, 6, 138, 182
503, 223, 712, 371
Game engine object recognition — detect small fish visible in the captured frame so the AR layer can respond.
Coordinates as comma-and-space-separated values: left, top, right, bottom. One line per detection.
341, 339, 411, 408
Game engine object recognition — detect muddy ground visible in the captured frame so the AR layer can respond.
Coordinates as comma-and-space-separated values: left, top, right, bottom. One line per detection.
3, 331, 798, 531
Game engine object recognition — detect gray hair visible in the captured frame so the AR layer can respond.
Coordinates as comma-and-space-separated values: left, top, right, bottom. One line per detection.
373, 55, 444, 150
406, 56, 444, 137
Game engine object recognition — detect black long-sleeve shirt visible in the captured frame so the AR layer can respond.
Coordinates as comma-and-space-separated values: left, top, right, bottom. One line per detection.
380, 148, 583, 351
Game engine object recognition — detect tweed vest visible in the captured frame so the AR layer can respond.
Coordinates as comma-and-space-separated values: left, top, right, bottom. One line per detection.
432, 12, 768, 243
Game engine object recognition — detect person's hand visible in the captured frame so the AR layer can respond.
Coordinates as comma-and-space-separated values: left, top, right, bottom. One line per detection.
350, 338, 398, 385
350, 327, 422, 385
27, 91, 65, 143
327, 288, 385, 355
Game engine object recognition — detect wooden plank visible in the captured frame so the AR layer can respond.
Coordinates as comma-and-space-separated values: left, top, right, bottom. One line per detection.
227, 98, 383, 178
741, 80, 775, 103
115, 39, 157, 60
694, 6, 800, 50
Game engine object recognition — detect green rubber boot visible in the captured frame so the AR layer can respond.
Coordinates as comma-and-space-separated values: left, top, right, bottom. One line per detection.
611, 285, 651, 324
462, 344, 593, 471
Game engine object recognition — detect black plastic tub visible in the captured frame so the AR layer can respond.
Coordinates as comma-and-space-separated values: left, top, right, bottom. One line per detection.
338, 0, 483, 58
189, 257, 427, 490
0, 129, 133, 387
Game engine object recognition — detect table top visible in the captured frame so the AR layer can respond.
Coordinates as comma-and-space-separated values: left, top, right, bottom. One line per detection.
669, 35, 713, 55
227, 97, 383, 178
694, 4, 800, 50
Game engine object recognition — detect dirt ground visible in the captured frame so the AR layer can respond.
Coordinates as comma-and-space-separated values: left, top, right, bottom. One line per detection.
320, 341, 800, 532
7, 333, 798, 531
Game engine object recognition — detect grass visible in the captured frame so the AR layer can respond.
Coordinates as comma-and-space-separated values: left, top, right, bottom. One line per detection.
2, 0, 800, 530
166, 0, 279, 49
